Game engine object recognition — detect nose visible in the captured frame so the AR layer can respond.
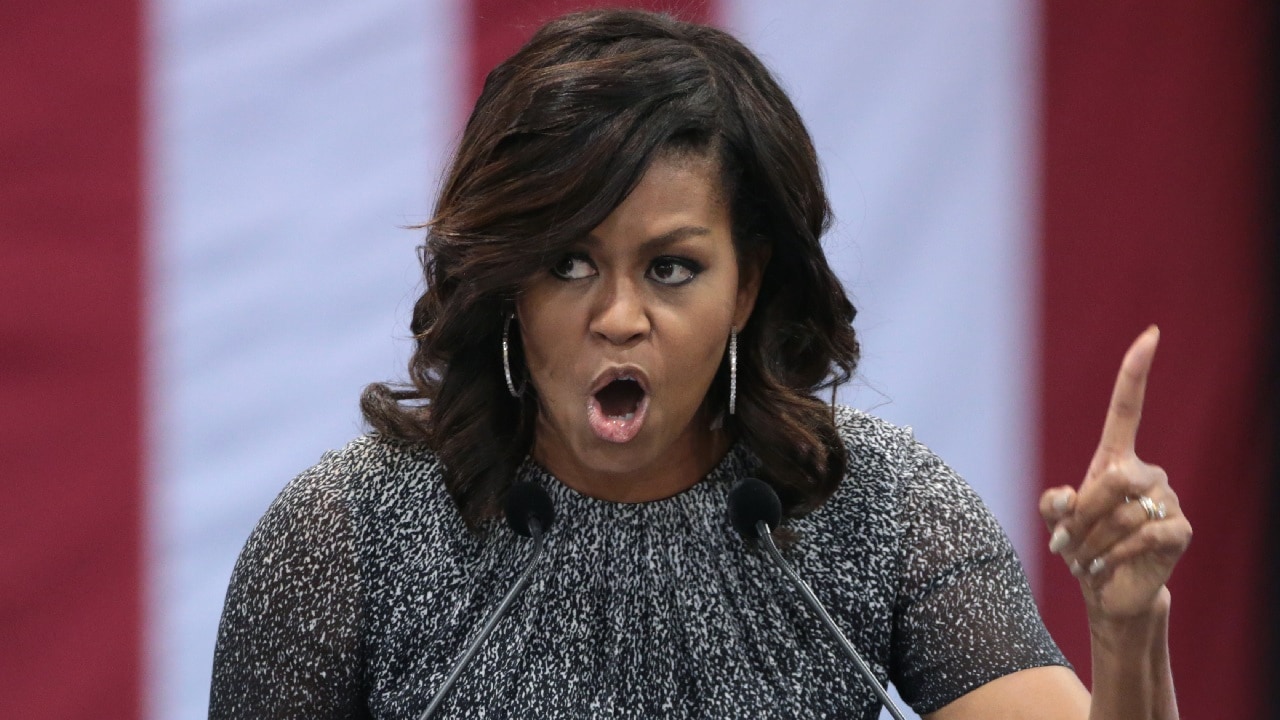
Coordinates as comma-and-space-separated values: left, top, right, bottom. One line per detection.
588, 276, 650, 345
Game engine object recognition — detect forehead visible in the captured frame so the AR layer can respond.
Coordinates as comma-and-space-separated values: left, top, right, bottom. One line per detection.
588, 153, 730, 245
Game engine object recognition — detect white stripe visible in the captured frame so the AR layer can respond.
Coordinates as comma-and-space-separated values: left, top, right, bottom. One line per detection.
146, 0, 463, 716
724, 0, 1038, 553
724, 3, 1038, 714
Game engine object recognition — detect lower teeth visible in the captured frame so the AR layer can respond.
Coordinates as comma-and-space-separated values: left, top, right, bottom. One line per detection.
608, 412, 635, 421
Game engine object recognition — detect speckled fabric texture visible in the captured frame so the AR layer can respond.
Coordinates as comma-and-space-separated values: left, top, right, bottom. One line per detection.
210, 406, 1067, 719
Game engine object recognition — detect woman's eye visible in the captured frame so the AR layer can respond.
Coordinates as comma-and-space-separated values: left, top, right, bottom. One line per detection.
647, 257, 700, 286
550, 254, 596, 280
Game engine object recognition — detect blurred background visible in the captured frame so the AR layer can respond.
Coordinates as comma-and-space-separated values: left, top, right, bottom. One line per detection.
2, 0, 1275, 718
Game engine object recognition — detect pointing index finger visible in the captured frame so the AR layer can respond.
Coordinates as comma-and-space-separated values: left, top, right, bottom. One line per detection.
1095, 326, 1160, 461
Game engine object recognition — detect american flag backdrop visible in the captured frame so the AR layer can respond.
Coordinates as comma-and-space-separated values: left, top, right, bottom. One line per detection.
2, 1, 1274, 718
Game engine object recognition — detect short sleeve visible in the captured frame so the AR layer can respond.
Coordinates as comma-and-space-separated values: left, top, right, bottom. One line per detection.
209, 451, 370, 719
888, 441, 1069, 714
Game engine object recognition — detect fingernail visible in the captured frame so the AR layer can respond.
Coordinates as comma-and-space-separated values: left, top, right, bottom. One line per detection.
1049, 527, 1070, 554
1089, 557, 1106, 575
1052, 493, 1070, 514
1070, 559, 1084, 577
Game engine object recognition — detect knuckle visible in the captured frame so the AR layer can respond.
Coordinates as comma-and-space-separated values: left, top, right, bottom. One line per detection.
1148, 521, 1188, 550
1123, 461, 1156, 492
1096, 462, 1151, 499
1148, 464, 1169, 486
1112, 392, 1141, 415
1098, 466, 1128, 490
1140, 522, 1163, 543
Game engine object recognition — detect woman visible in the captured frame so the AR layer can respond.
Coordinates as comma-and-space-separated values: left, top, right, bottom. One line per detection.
210, 8, 1190, 718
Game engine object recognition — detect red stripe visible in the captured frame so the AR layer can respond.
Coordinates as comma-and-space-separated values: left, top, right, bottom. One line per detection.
469, 0, 717, 104
1039, 1, 1269, 716
0, 1, 143, 717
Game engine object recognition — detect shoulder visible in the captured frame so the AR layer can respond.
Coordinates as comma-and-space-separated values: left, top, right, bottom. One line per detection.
230, 434, 468, 610
831, 405, 921, 474
828, 405, 946, 503
258, 434, 454, 539
308, 433, 444, 487
797, 407, 923, 541
830, 405, 976, 500
312, 433, 443, 491
816, 406, 1004, 553
828, 406, 1020, 589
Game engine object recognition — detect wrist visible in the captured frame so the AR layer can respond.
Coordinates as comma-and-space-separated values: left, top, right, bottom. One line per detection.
1086, 587, 1178, 720
1088, 586, 1171, 657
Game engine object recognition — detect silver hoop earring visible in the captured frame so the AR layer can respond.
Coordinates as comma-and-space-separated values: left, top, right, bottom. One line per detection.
503, 314, 525, 398
728, 328, 738, 415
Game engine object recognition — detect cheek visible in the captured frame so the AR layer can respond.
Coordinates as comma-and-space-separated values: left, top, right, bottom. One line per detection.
658, 306, 734, 382
519, 321, 558, 380
517, 294, 577, 392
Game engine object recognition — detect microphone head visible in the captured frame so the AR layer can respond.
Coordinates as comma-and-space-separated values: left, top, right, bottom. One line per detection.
504, 482, 556, 537
727, 477, 782, 539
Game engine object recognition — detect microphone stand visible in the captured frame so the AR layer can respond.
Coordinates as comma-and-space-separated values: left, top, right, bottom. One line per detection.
756, 520, 908, 720
419, 518, 547, 720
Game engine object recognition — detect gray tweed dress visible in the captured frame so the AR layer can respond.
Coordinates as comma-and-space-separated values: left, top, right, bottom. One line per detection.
210, 407, 1067, 718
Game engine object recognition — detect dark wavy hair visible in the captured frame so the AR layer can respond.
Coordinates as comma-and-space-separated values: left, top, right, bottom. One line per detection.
362, 8, 860, 527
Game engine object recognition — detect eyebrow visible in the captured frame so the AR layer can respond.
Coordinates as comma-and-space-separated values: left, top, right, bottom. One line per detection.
584, 225, 712, 253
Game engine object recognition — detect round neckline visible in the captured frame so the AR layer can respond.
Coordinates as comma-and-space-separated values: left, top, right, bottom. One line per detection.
519, 440, 755, 513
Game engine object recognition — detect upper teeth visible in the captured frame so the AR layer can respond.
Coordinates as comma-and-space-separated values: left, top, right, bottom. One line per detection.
608, 374, 636, 389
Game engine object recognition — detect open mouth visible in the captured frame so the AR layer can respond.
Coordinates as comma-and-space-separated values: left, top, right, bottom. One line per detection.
596, 378, 645, 420
587, 373, 650, 443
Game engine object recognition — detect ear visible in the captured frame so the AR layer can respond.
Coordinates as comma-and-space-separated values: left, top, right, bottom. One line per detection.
733, 244, 771, 329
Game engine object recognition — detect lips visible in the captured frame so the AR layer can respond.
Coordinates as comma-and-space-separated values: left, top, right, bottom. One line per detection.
586, 367, 650, 443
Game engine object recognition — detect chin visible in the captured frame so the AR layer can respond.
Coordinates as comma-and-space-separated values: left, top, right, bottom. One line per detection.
573, 434, 664, 477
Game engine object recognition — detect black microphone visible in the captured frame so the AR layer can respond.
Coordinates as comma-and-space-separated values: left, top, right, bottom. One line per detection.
727, 478, 907, 720
419, 482, 556, 720
505, 482, 555, 537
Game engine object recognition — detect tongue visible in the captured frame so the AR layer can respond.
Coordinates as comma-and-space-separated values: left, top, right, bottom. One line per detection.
596, 379, 643, 418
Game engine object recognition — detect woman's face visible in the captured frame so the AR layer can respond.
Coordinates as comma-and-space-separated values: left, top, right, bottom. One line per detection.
516, 153, 762, 499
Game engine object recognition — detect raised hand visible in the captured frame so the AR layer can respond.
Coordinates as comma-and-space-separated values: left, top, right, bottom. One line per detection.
1039, 326, 1193, 619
